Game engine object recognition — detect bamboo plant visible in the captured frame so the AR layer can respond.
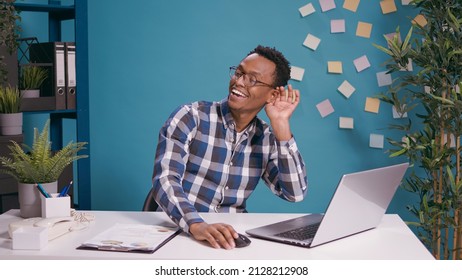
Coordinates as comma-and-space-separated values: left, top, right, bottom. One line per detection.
0, 85, 21, 113
0, 120, 88, 184
374, 0, 462, 259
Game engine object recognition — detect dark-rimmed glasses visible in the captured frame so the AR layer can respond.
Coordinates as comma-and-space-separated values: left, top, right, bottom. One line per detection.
229, 66, 274, 88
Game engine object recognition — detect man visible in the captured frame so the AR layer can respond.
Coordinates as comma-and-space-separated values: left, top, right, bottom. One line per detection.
151, 45, 307, 249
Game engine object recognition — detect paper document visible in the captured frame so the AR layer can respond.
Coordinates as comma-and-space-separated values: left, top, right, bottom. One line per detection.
78, 223, 180, 254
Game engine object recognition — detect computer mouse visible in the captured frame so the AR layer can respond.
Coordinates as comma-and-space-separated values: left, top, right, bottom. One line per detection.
234, 233, 251, 248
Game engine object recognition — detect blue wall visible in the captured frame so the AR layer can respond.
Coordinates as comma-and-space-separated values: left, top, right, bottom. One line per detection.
22, 1, 419, 221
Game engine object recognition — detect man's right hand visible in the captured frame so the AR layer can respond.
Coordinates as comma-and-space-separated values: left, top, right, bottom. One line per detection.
189, 222, 239, 249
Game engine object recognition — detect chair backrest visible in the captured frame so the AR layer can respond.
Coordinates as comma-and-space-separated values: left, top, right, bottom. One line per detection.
142, 188, 159, 211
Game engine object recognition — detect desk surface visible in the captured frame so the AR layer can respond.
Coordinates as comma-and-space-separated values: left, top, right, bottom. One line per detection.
0, 210, 434, 260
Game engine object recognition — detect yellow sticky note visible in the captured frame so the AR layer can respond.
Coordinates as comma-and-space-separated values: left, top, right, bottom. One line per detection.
380, 0, 397, 14
343, 0, 360, 12
356, 21, 372, 38
328, 61, 343, 74
365, 97, 380, 113
413, 14, 428, 27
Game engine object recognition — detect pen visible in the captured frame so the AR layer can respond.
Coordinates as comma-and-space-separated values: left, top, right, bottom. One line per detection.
58, 181, 73, 197
35, 183, 51, 198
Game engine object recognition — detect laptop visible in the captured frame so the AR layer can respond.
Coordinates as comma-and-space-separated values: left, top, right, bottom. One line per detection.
246, 162, 409, 248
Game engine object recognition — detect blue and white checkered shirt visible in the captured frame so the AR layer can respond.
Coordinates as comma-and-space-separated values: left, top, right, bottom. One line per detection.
152, 99, 308, 233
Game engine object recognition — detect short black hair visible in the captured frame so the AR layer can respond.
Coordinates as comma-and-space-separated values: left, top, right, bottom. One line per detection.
247, 45, 291, 87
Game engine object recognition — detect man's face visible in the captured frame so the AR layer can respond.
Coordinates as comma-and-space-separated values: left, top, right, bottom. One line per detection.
228, 53, 276, 117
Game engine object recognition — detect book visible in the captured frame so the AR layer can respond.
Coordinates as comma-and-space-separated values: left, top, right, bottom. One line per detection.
77, 223, 181, 254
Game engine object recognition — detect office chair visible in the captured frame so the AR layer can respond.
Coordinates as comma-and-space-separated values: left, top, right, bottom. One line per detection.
142, 188, 159, 211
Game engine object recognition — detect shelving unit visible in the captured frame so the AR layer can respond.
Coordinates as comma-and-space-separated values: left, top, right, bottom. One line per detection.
12, 0, 91, 210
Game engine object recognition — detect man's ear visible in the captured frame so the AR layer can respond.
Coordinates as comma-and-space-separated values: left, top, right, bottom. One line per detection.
266, 89, 278, 104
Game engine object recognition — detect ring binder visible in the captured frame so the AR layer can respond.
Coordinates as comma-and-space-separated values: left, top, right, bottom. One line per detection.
65, 42, 76, 110
29, 42, 67, 110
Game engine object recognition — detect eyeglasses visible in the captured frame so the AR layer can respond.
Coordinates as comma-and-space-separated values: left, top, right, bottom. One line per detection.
229, 66, 274, 88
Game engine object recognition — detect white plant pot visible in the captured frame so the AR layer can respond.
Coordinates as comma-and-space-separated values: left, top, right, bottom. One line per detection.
18, 181, 58, 218
20, 89, 40, 98
0, 112, 23, 136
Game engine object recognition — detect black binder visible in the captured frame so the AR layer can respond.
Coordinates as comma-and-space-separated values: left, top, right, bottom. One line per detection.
29, 42, 66, 110
64, 42, 76, 110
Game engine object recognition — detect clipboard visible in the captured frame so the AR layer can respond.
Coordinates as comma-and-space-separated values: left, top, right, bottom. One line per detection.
76, 223, 182, 254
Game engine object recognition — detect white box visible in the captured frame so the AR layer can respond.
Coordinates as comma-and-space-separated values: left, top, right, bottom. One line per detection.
12, 226, 48, 250
41, 193, 71, 218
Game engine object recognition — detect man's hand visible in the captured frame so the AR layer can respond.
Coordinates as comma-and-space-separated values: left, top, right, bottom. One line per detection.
265, 84, 300, 141
189, 222, 239, 249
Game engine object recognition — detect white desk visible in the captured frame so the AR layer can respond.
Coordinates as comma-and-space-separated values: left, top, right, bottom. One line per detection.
0, 210, 434, 260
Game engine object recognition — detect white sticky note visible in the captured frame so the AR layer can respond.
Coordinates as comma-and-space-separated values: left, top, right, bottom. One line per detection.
400, 58, 413, 71
331, 19, 346, 33
290, 66, 305, 81
370, 134, 384, 149
316, 99, 335, 118
353, 55, 371, 72
444, 134, 456, 148
402, 0, 412, 5
319, 0, 336, 12
338, 80, 356, 98
303, 33, 321, 50
377, 71, 392, 87
392, 105, 408, 118
344, 0, 360, 12
299, 3, 316, 17
339, 117, 354, 129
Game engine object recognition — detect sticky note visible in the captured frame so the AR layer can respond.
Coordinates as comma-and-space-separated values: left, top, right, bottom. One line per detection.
365, 97, 380, 113
392, 105, 408, 118
413, 14, 428, 27
328, 61, 343, 74
380, 0, 397, 14
316, 99, 335, 118
370, 134, 384, 149
290, 66, 305, 81
401, 0, 412, 5
343, 0, 360, 12
400, 58, 413, 71
319, 0, 336, 12
377, 71, 392, 87
331, 19, 346, 33
356, 21, 373, 38
424, 86, 431, 94
339, 117, 354, 129
385, 32, 402, 47
299, 3, 316, 17
303, 33, 321, 50
338, 80, 355, 98
444, 134, 456, 148
353, 55, 371, 72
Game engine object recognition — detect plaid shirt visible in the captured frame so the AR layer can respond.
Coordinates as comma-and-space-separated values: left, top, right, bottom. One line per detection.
152, 99, 308, 233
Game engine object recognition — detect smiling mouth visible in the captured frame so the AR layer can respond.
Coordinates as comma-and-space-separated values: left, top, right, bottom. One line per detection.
231, 88, 248, 99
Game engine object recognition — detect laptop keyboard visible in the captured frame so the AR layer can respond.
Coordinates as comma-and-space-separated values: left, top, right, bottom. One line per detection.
274, 222, 321, 241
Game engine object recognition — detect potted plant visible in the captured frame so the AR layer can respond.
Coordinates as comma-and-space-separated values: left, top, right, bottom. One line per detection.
0, 85, 22, 135
0, 120, 88, 217
19, 65, 48, 98
374, 0, 462, 259
0, 0, 21, 86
